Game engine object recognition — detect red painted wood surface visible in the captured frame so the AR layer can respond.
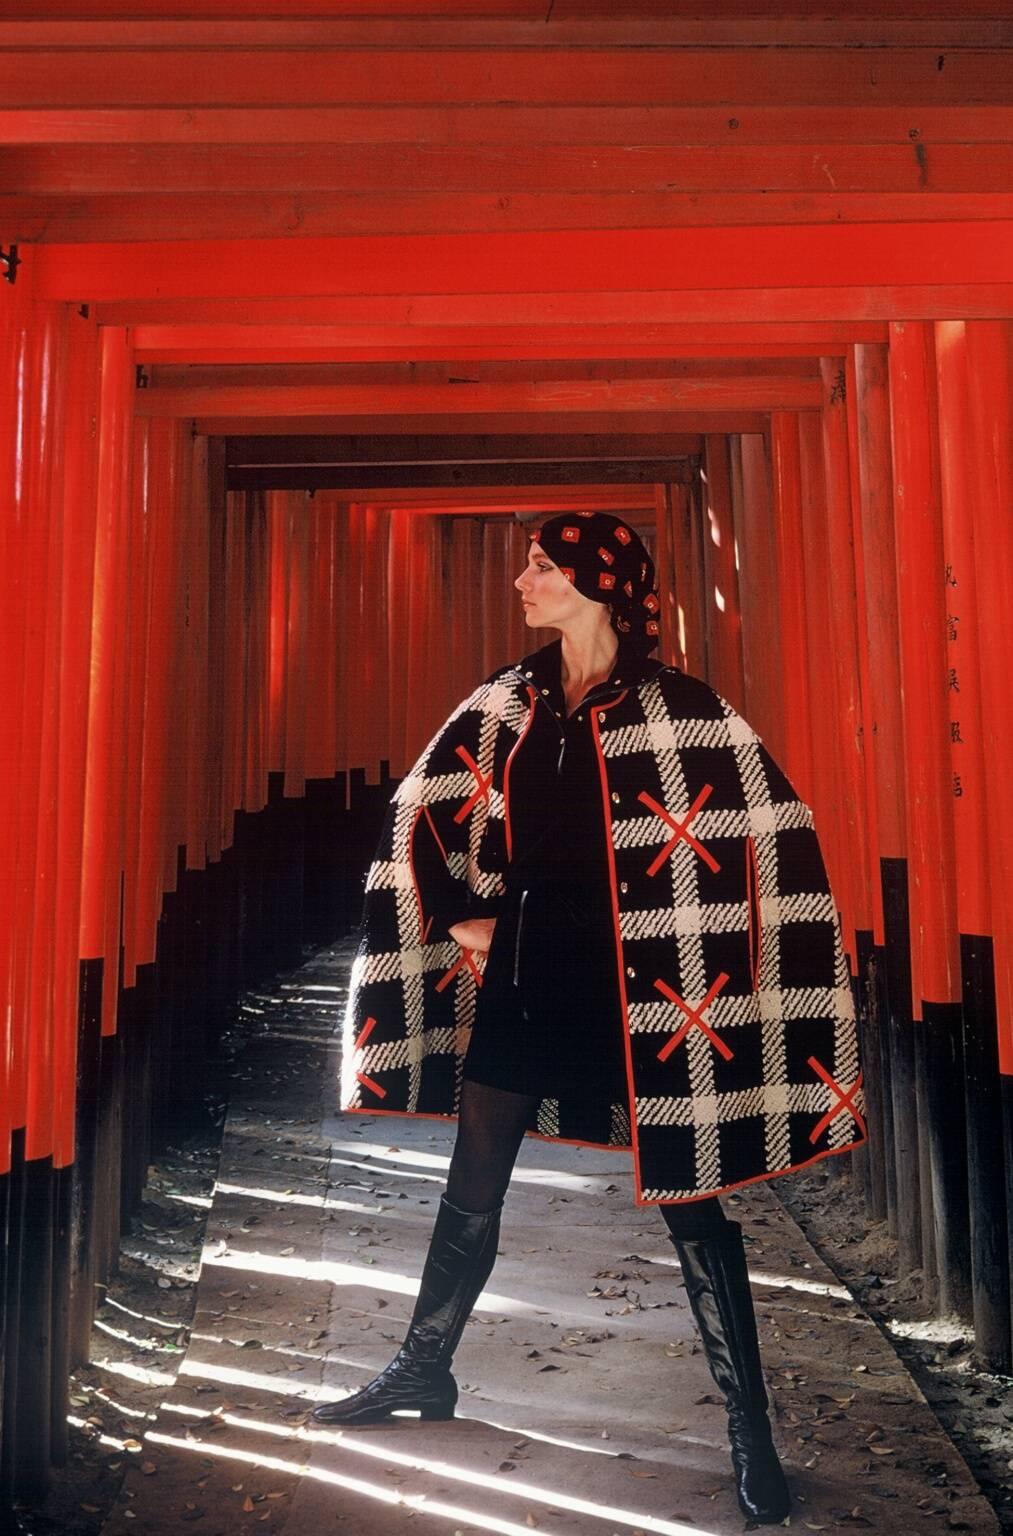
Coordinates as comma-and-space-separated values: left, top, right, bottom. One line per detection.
735, 433, 785, 766
51, 309, 101, 1166
851, 344, 907, 941
5, 47, 1013, 112
11, 145, 1013, 205
769, 412, 813, 808
820, 356, 874, 968
797, 410, 849, 964
888, 321, 961, 1013
30, 223, 1013, 304
933, 322, 990, 953
2, 3, 1009, 24
131, 377, 821, 419
4, 105, 1009, 150
22, 301, 64, 1163
700, 436, 744, 709
132, 323, 884, 360
964, 322, 1013, 1075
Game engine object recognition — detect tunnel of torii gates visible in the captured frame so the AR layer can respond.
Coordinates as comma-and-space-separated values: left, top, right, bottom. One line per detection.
2, 0, 1013, 1504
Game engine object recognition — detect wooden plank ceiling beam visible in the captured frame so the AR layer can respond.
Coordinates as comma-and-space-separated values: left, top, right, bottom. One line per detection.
281, 486, 659, 513
134, 324, 886, 361
146, 360, 817, 387
31, 223, 1013, 302
223, 432, 707, 463
10, 192, 1013, 245
134, 377, 821, 418
9, 144, 1013, 198
226, 460, 696, 491
92, 285, 1013, 328
4, 49, 1012, 108
195, 412, 772, 435
132, 343, 867, 365
1, 14, 1010, 46
2, 105, 1010, 147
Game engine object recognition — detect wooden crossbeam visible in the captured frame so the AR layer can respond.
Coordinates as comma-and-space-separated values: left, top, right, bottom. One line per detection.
30, 222, 1013, 303
133, 342, 875, 365
3, 48, 1012, 108
9, 143, 1013, 198
224, 432, 707, 463
90, 285, 1013, 329
134, 377, 821, 417
0, 13, 1009, 47
147, 359, 817, 386
2, 105, 1011, 147
137, 324, 883, 360
275, 485, 658, 513
196, 411, 772, 435
226, 460, 695, 491
10, 192, 1013, 246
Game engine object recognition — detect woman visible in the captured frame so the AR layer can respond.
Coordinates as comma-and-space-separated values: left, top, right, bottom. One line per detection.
314, 512, 866, 1527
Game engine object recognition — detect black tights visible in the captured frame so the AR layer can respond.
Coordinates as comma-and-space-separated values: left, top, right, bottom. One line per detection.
446, 1079, 729, 1239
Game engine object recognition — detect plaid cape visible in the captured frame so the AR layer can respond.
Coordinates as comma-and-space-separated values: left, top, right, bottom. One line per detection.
341, 654, 867, 1206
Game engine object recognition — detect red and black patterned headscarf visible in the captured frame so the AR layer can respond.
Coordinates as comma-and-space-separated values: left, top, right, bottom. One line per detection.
530, 511, 661, 654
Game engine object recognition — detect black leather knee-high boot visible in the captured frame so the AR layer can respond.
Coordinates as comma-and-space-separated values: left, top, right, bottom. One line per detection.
668, 1220, 791, 1524
312, 1194, 502, 1426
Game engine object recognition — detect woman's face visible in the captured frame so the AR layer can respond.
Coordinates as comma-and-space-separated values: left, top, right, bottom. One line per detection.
514, 539, 591, 629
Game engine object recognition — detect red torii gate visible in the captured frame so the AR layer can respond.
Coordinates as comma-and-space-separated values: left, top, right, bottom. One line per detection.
1, 0, 1013, 1502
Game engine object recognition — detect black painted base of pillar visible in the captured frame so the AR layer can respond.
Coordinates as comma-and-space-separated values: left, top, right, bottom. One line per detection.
881, 857, 921, 1274
922, 998, 971, 1318
1003, 1074, 1013, 1367
853, 925, 887, 1219
962, 932, 1010, 1371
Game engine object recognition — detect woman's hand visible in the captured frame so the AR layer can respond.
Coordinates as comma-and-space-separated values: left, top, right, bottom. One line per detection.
448, 917, 497, 954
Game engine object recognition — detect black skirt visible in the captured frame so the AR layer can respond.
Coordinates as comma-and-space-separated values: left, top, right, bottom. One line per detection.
462, 880, 629, 1106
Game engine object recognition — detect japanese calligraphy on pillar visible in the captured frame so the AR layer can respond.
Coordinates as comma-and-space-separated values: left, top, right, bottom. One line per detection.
944, 561, 962, 797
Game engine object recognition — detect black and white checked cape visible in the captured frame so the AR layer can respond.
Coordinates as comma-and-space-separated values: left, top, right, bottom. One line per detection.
341, 652, 866, 1206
